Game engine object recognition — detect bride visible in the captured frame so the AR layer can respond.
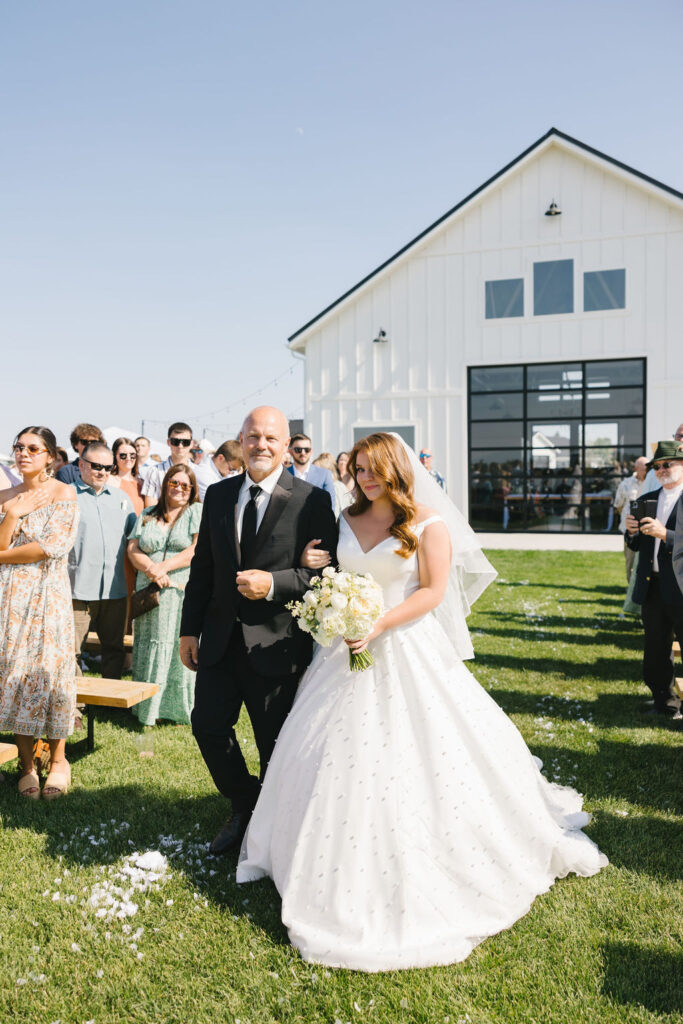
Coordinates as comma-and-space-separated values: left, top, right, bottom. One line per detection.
236, 432, 607, 971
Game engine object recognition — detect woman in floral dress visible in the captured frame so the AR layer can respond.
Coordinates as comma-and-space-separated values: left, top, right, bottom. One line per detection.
0, 426, 80, 799
127, 463, 202, 725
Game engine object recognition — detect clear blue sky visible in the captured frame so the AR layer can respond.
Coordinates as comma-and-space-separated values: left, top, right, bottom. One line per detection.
1, 0, 681, 450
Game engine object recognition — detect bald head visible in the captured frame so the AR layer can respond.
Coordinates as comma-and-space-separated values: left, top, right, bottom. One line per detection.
634, 456, 648, 481
240, 406, 291, 482
675, 424, 683, 442
241, 406, 289, 438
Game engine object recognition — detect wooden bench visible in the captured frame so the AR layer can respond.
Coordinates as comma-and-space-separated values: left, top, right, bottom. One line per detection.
0, 742, 19, 766
77, 678, 159, 751
83, 631, 134, 652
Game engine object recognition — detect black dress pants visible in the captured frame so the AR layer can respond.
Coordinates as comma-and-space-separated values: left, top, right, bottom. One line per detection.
640, 579, 683, 708
191, 625, 300, 813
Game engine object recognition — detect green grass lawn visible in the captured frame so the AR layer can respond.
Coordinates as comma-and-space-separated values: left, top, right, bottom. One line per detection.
1, 551, 681, 1024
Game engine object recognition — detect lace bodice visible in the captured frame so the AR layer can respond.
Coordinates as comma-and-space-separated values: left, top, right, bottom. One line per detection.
338, 513, 442, 610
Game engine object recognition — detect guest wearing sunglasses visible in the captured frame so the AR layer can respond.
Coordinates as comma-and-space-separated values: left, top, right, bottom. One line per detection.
109, 437, 145, 633
56, 423, 105, 484
69, 443, 137, 681
287, 433, 335, 504
127, 464, 202, 725
0, 426, 79, 800
142, 422, 194, 507
109, 437, 144, 513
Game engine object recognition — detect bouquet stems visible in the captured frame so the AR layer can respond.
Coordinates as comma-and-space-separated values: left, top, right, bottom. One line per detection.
349, 649, 374, 672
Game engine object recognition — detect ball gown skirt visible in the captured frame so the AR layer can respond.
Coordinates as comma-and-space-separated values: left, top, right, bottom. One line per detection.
236, 517, 608, 971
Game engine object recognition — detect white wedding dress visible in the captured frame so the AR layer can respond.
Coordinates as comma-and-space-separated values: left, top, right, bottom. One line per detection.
236, 515, 608, 971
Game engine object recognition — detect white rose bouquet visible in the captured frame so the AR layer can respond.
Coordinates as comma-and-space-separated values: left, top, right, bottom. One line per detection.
287, 566, 385, 671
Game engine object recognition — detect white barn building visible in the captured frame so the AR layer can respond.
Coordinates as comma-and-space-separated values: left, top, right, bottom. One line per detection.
288, 128, 683, 542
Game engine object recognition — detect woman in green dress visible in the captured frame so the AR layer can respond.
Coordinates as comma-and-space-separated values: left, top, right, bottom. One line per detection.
127, 463, 203, 725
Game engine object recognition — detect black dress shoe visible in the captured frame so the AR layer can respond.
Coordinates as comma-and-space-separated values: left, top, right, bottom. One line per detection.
640, 704, 676, 717
209, 811, 251, 856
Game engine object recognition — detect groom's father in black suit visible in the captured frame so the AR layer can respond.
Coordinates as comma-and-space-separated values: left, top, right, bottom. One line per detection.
626, 440, 683, 718
179, 407, 337, 853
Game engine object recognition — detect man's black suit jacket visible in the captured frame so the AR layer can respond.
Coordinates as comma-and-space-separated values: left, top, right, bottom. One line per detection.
627, 487, 683, 606
180, 469, 338, 676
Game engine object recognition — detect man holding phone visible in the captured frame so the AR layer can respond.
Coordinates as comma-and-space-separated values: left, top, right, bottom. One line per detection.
625, 441, 683, 718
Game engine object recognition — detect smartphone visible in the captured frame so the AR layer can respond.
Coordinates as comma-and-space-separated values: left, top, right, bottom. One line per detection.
630, 498, 658, 521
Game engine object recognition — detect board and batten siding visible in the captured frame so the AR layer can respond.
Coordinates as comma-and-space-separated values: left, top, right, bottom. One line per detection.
296, 136, 683, 514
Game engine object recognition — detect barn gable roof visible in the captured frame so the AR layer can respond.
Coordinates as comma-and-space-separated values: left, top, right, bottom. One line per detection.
288, 127, 683, 348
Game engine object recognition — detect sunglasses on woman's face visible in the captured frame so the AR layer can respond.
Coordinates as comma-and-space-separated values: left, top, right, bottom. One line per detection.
168, 481, 191, 493
117, 452, 136, 460
13, 443, 47, 456
169, 437, 192, 447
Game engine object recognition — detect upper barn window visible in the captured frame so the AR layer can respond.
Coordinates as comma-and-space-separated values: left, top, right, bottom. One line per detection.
485, 278, 524, 319
533, 259, 574, 315
583, 269, 626, 311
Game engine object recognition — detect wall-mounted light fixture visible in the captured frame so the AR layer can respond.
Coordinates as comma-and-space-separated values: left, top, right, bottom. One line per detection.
545, 200, 561, 217
373, 328, 389, 343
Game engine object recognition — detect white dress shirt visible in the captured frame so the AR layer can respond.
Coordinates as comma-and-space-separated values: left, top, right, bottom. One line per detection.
192, 457, 224, 500
236, 465, 284, 600
292, 462, 310, 481
653, 482, 683, 570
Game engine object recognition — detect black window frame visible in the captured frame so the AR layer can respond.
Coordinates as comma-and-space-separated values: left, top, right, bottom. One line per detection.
467, 357, 647, 533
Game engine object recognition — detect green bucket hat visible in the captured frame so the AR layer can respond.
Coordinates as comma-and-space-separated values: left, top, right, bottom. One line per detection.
646, 440, 683, 469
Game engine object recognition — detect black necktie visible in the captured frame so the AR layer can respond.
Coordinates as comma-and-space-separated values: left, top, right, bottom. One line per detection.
241, 485, 262, 567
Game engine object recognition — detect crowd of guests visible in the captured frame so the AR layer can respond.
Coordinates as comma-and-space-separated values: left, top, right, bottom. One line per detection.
0, 419, 361, 799
1, 415, 680, 803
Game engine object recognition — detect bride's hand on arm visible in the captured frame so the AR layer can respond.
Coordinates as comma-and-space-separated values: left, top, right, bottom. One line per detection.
300, 538, 331, 569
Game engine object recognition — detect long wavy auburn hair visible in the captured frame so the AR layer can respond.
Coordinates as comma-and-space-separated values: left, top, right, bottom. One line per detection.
347, 432, 418, 558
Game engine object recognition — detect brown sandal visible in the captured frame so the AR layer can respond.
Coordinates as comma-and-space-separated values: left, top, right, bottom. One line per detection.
43, 763, 71, 801
18, 770, 41, 800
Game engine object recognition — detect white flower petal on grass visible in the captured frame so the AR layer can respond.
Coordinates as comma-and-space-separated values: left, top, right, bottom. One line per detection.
71, 943, 82, 953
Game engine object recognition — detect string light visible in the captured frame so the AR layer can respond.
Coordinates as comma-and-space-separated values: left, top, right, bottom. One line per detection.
142, 364, 298, 435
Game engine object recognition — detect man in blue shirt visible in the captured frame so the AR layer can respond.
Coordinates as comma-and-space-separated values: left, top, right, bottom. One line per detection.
287, 433, 335, 504
69, 442, 137, 679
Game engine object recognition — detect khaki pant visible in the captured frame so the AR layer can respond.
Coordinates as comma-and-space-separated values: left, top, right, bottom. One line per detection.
624, 537, 636, 583
73, 597, 128, 680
